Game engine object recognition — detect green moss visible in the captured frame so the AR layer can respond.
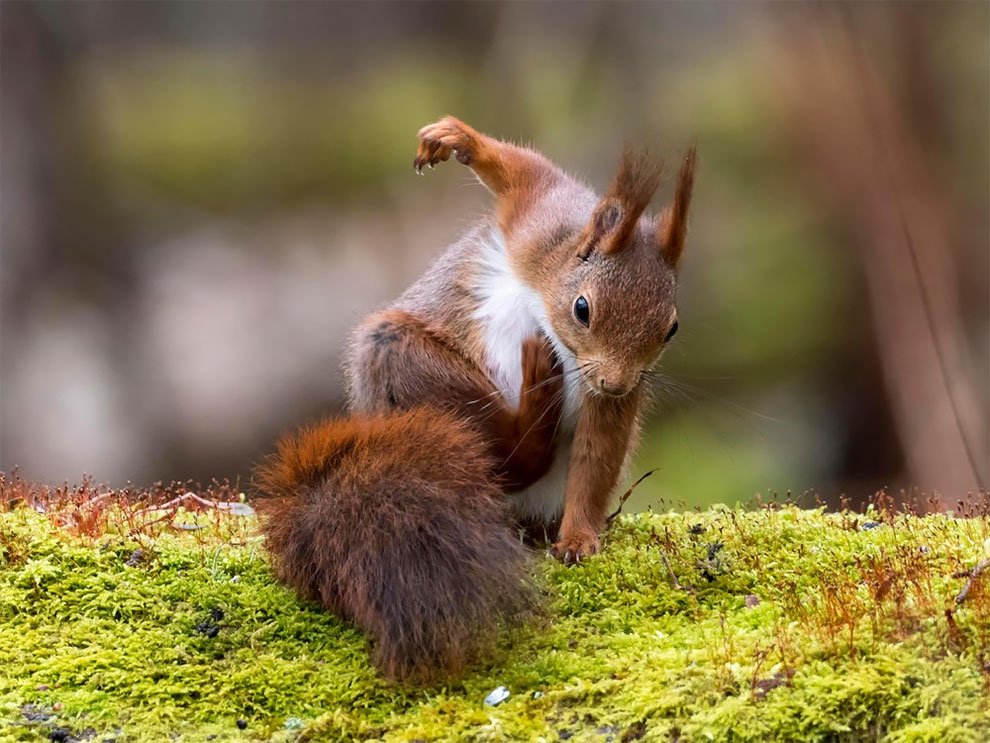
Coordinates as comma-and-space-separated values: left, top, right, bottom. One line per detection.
2, 505, 988, 742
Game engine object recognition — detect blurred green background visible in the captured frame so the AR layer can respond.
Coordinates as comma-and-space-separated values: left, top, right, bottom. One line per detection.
1, 2, 987, 509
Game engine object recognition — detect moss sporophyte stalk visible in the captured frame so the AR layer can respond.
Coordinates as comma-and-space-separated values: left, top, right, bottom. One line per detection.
1, 481, 988, 741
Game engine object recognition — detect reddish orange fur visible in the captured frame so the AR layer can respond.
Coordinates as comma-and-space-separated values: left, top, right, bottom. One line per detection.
259, 117, 698, 682
255, 407, 531, 683
259, 312, 562, 681
579, 148, 665, 259
415, 116, 563, 232
658, 145, 698, 266
555, 388, 643, 561
348, 309, 562, 491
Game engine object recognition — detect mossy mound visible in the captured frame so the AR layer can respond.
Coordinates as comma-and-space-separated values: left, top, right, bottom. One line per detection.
1, 495, 988, 742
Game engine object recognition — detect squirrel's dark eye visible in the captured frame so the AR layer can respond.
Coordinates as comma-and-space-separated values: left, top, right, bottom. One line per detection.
665, 320, 679, 342
573, 296, 590, 327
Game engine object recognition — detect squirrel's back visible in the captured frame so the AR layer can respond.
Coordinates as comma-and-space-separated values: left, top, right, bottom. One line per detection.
255, 406, 530, 682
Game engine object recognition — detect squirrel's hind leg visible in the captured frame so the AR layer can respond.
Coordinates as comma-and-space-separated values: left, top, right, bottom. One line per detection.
350, 309, 562, 491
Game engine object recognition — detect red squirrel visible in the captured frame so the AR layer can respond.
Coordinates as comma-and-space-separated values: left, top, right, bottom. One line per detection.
255, 117, 696, 682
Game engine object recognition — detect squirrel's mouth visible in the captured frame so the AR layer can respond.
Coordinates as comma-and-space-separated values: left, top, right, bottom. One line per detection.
595, 385, 633, 399
599, 387, 630, 399
581, 375, 635, 399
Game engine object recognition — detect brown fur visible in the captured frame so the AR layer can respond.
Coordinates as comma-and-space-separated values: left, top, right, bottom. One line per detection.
258, 307, 562, 681
579, 148, 665, 259
255, 407, 531, 683
658, 145, 698, 266
556, 388, 642, 561
348, 309, 562, 491
415, 116, 563, 232
412, 117, 696, 564
258, 118, 698, 683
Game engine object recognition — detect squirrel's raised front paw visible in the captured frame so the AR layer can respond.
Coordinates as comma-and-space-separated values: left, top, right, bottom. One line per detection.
552, 530, 600, 566
414, 116, 476, 173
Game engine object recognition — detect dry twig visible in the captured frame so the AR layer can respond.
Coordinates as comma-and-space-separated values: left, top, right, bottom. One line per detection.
954, 558, 990, 604
606, 469, 657, 527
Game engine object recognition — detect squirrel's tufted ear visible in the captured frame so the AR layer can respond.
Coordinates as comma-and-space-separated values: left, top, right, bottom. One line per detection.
657, 145, 697, 267
577, 147, 663, 259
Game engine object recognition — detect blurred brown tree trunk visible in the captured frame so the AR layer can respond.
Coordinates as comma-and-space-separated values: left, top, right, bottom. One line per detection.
769, 8, 987, 500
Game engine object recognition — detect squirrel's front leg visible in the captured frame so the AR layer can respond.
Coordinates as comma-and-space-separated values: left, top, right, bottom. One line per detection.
414, 116, 561, 229
554, 390, 641, 565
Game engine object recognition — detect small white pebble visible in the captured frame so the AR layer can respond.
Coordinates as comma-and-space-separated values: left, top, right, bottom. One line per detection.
532, 691, 543, 699
484, 686, 510, 706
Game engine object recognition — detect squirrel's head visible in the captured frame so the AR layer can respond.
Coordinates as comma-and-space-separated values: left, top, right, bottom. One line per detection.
538, 147, 696, 398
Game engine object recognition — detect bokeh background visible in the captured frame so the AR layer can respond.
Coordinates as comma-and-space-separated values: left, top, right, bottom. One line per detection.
2, 1, 987, 510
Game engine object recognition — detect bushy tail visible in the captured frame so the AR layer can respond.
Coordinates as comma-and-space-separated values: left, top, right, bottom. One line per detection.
253, 406, 530, 682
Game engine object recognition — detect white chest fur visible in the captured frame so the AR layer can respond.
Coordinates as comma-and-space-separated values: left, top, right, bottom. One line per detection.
471, 233, 542, 409
471, 229, 582, 523
471, 230, 582, 427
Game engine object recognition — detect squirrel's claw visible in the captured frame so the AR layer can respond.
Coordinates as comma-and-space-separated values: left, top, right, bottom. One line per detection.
414, 116, 474, 175
553, 531, 601, 566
